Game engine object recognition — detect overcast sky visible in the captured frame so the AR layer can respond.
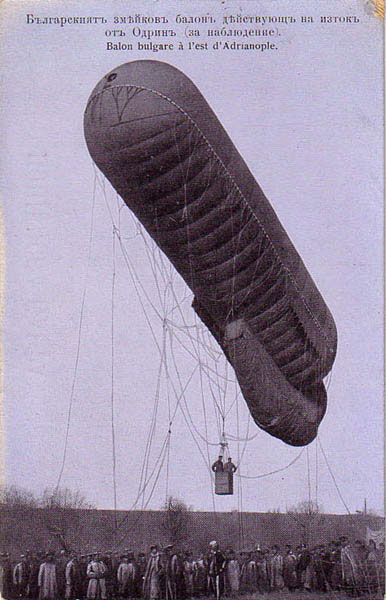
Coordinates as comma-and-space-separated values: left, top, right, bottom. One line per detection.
1, 0, 383, 517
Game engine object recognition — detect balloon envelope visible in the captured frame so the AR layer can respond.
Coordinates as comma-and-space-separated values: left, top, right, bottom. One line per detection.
84, 60, 337, 447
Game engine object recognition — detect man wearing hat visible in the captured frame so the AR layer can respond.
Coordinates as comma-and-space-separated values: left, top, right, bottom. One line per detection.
283, 544, 297, 592
143, 546, 162, 600
136, 553, 147, 597
65, 555, 83, 600
211, 456, 224, 472
183, 552, 194, 599
56, 550, 69, 600
1, 553, 13, 600
192, 553, 207, 597
27, 552, 40, 600
86, 553, 107, 600
13, 555, 29, 598
117, 553, 137, 599
38, 554, 57, 600
163, 545, 178, 600
207, 541, 226, 600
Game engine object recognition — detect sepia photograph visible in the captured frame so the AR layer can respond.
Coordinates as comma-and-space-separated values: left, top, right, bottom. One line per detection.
0, 1, 384, 599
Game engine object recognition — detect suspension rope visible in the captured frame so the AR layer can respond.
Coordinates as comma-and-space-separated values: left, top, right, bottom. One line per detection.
318, 437, 351, 514
237, 448, 305, 479
111, 227, 118, 527
315, 438, 319, 507
306, 446, 312, 507
55, 175, 96, 491
193, 310, 217, 514
96, 171, 302, 530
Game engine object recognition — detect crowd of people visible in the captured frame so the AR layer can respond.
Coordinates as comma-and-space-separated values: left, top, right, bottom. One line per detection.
1, 536, 384, 600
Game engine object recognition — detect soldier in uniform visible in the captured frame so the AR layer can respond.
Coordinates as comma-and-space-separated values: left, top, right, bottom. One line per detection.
207, 541, 226, 600
143, 546, 163, 600
211, 457, 224, 472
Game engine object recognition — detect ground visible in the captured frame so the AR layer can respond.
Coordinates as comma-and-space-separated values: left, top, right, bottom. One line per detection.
199, 593, 383, 600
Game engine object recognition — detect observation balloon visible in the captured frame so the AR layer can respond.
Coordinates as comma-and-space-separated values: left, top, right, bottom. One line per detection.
84, 60, 337, 447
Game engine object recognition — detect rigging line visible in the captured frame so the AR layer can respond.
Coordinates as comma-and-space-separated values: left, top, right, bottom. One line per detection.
137, 219, 170, 311
138, 325, 166, 509
315, 438, 319, 507
238, 448, 305, 479
165, 319, 223, 357
165, 430, 171, 505
169, 335, 230, 411
108, 209, 186, 504
93, 180, 161, 513
111, 228, 118, 525
236, 377, 242, 549
317, 437, 351, 515
99, 187, 165, 325
165, 319, 208, 331
193, 325, 222, 441
164, 325, 233, 387
178, 395, 217, 478
166, 327, 218, 446
55, 173, 97, 491
196, 333, 223, 440
167, 328, 216, 477
224, 395, 239, 420
235, 410, 252, 471
115, 230, 171, 508
212, 348, 226, 419
306, 446, 312, 508
137, 329, 166, 504
94, 167, 115, 225
193, 310, 217, 514
114, 435, 170, 547
138, 225, 197, 400
199, 332, 224, 442
207, 371, 226, 423
174, 384, 219, 447
115, 231, 162, 352
163, 315, 172, 431
142, 225, 173, 291
152, 246, 227, 388
222, 356, 230, 419
226, 431, 259, 443
130, 324, 202, 514
117, 231, 164, 322
167, 358, 200, 427
325, 369, 333, 392
115, 432, 170, 532
171, 323, 229, 382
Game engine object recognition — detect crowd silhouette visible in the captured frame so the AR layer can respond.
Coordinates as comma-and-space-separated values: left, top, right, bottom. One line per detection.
2, 536, 384, 600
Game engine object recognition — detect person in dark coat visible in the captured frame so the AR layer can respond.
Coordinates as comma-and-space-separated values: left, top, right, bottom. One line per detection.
1, 553, 14, 600
207, 541, 226, 600
283, 545, 297, 591
223, 459, 237, 473
211, 457, 224, 472
136, 553, 147, 598
27, 554, 41, 600
13, 555, 30, 598
117, 553, 137, 600
56, 551, 68, 600
163, 545, 183, 600
65, 556, 83, 600
143, 546, 163, 600
296, 544, 311, 589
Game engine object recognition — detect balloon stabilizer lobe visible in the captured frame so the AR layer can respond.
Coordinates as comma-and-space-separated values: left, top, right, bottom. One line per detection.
84, 60, 337, 447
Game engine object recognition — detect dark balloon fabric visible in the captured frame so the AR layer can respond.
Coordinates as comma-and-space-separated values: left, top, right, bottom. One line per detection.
84, 60, 337, 446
